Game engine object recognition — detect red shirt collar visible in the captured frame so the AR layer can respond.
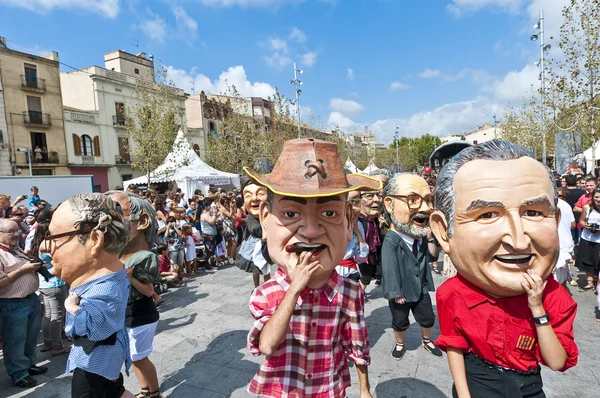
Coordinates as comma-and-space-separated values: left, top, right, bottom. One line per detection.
274, 268, 342, 306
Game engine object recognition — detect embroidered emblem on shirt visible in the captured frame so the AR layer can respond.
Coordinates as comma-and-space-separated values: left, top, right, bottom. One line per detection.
516, 334, 536, 350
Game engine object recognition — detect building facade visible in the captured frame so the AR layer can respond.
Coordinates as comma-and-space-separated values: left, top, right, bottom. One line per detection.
443, 122, 501, 145
0, 37, 70, 176
60, 50, 187, 190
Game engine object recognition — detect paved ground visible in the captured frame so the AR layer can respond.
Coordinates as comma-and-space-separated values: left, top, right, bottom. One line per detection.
1, 263, 599, 398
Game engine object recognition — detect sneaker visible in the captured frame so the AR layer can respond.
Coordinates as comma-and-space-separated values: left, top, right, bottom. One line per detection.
422, 340, 443, 357
28, 365, 48, 375
51, 346, 71, 356
391, 343, 406, 361
15, 376, 37, 388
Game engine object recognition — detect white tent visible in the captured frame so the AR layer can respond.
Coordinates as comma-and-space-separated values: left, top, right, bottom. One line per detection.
123, 130, 240, 198
344, 158, 359, 173
361, 162, 380, 175
583, 142, 600, 173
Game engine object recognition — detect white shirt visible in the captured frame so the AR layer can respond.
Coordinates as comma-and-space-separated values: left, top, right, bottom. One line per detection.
557, 199, 575, 253
392, 229, 421, 252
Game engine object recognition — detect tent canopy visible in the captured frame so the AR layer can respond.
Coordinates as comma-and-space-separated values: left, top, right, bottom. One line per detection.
123, 130, 240, 196
344, 158, 359, 174
361, 163, 380, 175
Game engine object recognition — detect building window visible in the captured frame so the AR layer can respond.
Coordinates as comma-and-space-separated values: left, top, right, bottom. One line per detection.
134, 68, 140, 74
30, 132, 48, 162
193, 144, 200, 156
81, 135, 94, 156
115, 102, 125, 125
24, 63, 37, 87
27, 95, 42, 123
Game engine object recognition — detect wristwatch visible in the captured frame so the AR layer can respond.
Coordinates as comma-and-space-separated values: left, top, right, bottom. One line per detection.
533, 313, 550, 325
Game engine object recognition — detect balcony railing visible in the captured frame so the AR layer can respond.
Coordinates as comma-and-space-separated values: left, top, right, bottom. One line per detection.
115, 154, 130, 164
23, 111, 52, 127
112, 115, 128, 127
81, 155, 95, 164
24, 150, 64, 164
21, 75, 46, 92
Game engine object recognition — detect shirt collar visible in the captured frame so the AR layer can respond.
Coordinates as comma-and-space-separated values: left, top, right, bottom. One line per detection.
274, 268, 341, 307
71, 268, 127, 296
391, 230, 419, 247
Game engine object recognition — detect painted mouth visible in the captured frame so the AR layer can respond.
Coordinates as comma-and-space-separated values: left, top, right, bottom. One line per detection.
411, 213, 429, 227
494, 254, 533, 267
285, 242, 328, 257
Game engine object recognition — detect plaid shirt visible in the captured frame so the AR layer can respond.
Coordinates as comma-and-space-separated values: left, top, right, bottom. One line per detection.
247, 268, 370, 398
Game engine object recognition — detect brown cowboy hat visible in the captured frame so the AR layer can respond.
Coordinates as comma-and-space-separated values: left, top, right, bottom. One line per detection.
243, 138, 382, 198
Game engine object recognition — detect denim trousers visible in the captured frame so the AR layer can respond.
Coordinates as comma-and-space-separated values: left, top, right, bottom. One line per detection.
39, 285, 68, 349
0, 293, 42, 384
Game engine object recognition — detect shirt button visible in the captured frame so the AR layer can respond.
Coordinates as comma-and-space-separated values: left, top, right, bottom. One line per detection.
309, 347, 314, 353
313, 297, 319, 303
311, 322, 317, 327
307, 374, 312, 379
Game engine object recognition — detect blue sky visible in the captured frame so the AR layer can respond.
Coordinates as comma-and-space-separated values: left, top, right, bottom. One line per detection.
0, 0, 570, 143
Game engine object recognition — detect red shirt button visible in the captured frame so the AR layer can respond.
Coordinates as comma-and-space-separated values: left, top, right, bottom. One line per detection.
307, 374, 312, 379
311, 322, 317, 327
309, 347, 314, 353
314, 298, 319, 303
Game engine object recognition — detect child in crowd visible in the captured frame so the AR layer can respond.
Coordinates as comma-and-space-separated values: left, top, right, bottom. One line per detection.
164, 216, 186, 280
157, 244, 182, 286
182, 224, 197, 275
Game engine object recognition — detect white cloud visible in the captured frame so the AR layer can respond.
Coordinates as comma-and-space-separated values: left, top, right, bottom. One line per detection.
0, 0, 120, 18
289, 27, 306, 43
447, 0, 524, 16
139, 14, 167, 44
389, 82, 411, 91
329, 98, 364, 117
328, 111, 360, 130
269, 37, 288, 52
198, 0, 335, 7
172, 6, 198, 38
419, 68, 441, 78
166, 65, 276, 99
491, 64, 538, 102
347, 68, 354, 80
301, 52, 317, 67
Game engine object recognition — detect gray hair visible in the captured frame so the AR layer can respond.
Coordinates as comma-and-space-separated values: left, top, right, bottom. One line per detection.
433, 140, 558, 237
105, 190, 157, 247
67, 193, 129, 254
381, 172, 418, 226
368, 168, 393, 179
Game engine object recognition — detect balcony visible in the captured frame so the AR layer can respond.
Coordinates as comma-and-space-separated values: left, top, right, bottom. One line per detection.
21, 76, 46, 93
24, 150, 64, 164
112, 115, 128, 128
115, 154, 130, 165
82, 155, 95, 164
23, 111, 52, 127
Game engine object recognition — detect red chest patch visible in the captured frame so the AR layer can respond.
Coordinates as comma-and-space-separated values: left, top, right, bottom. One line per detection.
516, 334, 536, 350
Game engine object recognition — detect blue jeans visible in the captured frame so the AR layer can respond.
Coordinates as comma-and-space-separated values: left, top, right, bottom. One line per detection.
0, 293, 42, 384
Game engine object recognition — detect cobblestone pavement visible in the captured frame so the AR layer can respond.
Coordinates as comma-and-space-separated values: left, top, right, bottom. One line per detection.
1, 263, 599, 398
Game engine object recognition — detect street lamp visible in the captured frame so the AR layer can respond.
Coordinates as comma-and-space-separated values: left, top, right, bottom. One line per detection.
493, 113, 498, 139
290, 62, 303, 138
17, 147, 32, 176
394, 127, 399, 172
531, 9, 551, 165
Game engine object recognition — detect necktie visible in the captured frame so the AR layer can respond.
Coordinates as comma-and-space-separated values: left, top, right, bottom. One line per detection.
412, 239, 419, 257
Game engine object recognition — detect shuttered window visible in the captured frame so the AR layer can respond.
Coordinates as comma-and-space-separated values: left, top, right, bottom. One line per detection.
73, 134, 81, 156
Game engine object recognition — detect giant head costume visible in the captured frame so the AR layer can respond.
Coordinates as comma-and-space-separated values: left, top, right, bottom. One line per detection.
244, 139, 382, 277
105, 190, 157, 250
382, 173, 433, 238
430, 140, 559, 297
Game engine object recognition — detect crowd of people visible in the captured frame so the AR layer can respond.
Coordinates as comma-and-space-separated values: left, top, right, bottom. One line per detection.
0, 137, 594, 398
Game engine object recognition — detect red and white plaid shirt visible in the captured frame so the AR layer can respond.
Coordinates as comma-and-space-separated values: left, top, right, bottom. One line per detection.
247, 268, 370, 398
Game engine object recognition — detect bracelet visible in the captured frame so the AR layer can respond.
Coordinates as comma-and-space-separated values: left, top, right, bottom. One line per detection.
532, 313, 550, 325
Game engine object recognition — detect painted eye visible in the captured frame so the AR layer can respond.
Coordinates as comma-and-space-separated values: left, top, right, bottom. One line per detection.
524, 210, 543, 218
283, 211, 299, 219
478, 212, 499, 220
322, 211, 337, 218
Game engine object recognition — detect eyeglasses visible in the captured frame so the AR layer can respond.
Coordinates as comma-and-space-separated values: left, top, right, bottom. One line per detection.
387, 194, 434, 210
44, 226, 93, 242
360, 192, 381, 201
0, 229, 22, 235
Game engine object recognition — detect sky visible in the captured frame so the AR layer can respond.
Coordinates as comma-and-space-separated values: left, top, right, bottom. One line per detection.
0, 0, 571, 143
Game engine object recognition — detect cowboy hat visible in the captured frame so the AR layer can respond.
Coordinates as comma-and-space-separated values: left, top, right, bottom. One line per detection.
244, 138, 382, 198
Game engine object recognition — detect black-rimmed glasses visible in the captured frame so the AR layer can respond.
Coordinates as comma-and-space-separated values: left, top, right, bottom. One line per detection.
44, 226, 93, 241
387, 194, 433, 210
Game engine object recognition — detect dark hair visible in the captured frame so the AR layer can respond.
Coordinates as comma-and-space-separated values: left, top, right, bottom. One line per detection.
30, 208, 54, 255
235, 196, 244, 208
201, 198, 213, 210
586, 176, 597, 184
156, 244, 167, 254
565, 174, 577, 187
166, 216, 176, 223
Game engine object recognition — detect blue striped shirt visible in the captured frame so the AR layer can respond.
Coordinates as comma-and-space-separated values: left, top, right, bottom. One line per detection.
65, 268, 131, 380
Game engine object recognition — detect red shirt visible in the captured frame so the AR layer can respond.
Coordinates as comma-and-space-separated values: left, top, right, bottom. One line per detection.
575, 192, 591, 229
436, 274, 578, 372
247, 269, 370, 398
158, 255, 170, 273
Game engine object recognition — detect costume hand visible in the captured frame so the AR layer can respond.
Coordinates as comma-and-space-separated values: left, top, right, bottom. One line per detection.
286, 251, 322, 295
21, 261, 41, 273
521, 269, 547, 309
394, 297, 406, 305
65, 292, 81, 314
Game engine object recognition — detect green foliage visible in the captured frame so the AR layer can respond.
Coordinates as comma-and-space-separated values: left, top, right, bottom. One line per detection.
125, 62, 183, 183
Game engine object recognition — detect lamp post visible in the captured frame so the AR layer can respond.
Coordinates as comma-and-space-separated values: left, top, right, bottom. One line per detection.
493, 113, 498, 139
17, 147, 32, 176
531, 9, 551, 165
290, 62, 303, 138
395, 127, 399, 172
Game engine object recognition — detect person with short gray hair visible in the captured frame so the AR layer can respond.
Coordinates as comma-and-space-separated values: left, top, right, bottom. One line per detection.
42, 193, 135, 398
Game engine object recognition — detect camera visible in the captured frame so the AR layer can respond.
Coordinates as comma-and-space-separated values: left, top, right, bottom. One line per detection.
591, 223, 600, 233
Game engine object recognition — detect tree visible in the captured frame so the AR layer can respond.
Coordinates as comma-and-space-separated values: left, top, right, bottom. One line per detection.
547, 0, 600, 167
125, 63, 184, 185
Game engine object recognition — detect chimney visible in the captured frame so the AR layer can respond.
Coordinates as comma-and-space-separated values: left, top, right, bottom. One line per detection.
0, 36, 7, 48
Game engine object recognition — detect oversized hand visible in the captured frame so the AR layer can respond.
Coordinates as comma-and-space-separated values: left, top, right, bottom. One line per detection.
521, 269, 547, 309
394, 297, 406, 305
286, 251, 322, 295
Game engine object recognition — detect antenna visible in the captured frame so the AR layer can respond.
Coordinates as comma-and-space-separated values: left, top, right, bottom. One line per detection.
191, 80, 195, 95
130, 38, 139, 52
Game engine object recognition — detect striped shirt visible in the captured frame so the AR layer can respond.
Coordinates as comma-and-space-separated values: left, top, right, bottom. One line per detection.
0, 244, 39, 299
66, 268, 131, 381
247, 269, 371, 398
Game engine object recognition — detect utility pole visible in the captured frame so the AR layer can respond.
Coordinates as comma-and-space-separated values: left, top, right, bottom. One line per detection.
493, 113, 497, 139
531, 9, 551, 165
395, 127, 399, 172
290, 63, 303, 138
